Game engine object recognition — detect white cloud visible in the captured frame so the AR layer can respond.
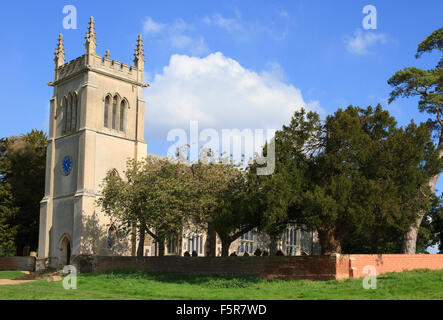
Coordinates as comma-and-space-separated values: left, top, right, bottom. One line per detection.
345, 29, 388, 55
143, 17, 165, 33
142, 16, 209, 55
203, 14, 243, 33
144, 52, 320, 141
202, 9, 289, 41
277, 10, 289, 18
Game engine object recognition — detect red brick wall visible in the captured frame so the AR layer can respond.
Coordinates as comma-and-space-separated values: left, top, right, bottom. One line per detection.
0, 257, 36, 271
73, 255, 339, 280
70, 254, 443, 280
342, 254, 443, 279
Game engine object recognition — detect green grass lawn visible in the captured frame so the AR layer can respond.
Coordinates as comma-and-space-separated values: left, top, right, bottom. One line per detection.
0, 269, 442, 300
0, 270, 25, 280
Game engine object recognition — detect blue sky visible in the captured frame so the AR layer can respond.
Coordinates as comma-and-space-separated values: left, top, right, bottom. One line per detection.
1, 2, 442, 200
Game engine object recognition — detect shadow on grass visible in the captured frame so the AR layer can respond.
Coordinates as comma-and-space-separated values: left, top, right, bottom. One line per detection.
80, 270, 276, 288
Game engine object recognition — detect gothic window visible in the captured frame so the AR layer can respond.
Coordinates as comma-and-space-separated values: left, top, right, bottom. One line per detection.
65, 94, 72, 132
61, 97, 68, 133
71, 93, 77, 131
112, 95, 118, 129
285, 226, 297, 256
104, 95, 111, 128
286, 227, 296, 246
199, 235, 203, 254
186, 234, 202, 255
61, 93, 78, 135
119, 100, 126, 132
110, 168, 119, 177
107, 226, 116, 249
239, 230, 254, 254
167, 236, 178, 254
104, 93, 127, 133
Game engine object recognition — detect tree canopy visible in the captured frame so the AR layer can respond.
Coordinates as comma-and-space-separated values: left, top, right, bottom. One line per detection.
0, 130, 46, 256
252, 105, 440, 254
388, 27, 443, 253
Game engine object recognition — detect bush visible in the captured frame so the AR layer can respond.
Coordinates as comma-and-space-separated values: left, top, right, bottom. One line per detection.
262, 250, 268, 256
243, 252, 249, 256
254, 248, 262, 256
183, 251, 190, 257
275, 250, 284, 256
230, 252, 237, 256
192, 250, 198, 257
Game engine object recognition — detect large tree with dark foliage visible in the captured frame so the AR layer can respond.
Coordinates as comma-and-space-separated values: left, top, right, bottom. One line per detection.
388, 28, 443, 253
254, 106, 440, 254
0, 130, 47, 255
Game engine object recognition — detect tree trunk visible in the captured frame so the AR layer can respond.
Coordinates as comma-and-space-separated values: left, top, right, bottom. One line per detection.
221, 239, 231, 257
206, 222, 217, 257
131, 223, 137, 256
402, 128, 443, 254
269, 235, 278, 256
137, 226, 145, 257
158, 240, 165, 257
318, 225, 341, 255
370, 233, 379, 254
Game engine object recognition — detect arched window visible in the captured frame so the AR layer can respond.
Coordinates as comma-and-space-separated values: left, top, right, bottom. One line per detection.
110, 168, 120, 177
104, 95, 111, 128
119, 100, 126, 132
71, 93, 77, 131
112, 95, 118, 129
65, 94, 72, 133
61, 97, 68, 133
107, 226, 116, 249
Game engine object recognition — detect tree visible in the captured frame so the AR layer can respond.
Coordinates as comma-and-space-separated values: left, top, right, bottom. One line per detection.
185, 158, 237, 257
0, 183, 17, 256
0, 130, 47, 255
97, 156, 196, 257
180, 146, 260, 257
340, 110, 440, 253
417, 194, 443, 253
246, 109, 321, 253
256, 106, 440, 254
210, 166, 261, 256
388, 28, 443, 253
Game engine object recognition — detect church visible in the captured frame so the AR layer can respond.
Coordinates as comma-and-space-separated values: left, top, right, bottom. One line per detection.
37, 18, 319, 270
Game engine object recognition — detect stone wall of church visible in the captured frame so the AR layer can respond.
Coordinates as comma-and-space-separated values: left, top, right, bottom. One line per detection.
143, 228, 321, 257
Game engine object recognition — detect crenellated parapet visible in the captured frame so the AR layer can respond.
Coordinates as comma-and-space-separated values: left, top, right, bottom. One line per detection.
49, 17, 148, 87
56, 55, 86, 81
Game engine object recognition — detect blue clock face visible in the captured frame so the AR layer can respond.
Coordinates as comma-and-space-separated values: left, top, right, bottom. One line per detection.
62, 156, 72, 175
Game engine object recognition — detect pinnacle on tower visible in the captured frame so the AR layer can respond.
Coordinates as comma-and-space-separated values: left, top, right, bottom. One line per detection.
54, 33, 65, 64
104, 49, 110, 59
84, 16, 97, 55
134, 34, 145, 70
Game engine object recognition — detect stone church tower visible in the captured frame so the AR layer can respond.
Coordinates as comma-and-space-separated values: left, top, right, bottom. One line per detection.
37, 17, 148, 269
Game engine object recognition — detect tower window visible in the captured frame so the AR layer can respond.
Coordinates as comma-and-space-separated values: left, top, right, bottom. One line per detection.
104, 93, 127, 133
104, 95, 110, 128
62, 97, 68, 133
120, 100, 126, 132
71, 94, 77, 131
65, 95, 72, 132
61, 93, 78, 135
112, 95, 118, 129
